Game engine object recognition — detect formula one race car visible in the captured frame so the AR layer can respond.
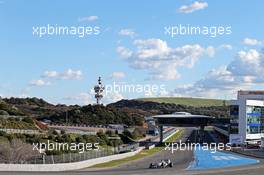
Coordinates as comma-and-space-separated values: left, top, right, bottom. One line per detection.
149, 159, 173, 169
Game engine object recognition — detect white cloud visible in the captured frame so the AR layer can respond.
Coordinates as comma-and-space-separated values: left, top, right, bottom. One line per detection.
172, 49, 264, 98
242, 38, 262, 46
78, 16, 98, 22
116, 46, 133, 58
117, 38, 214, 80
61, 69, 82, 80
42, 69, 83, 80
29, 79, 50, 87
206, 46, 215, 57
238, 49, 260, 63
110, 72, 126, 79
64, 91, 94, 105
227, 49, 262, 76
219, 44, 233, 50
195, 66, 246, 90
0, 93, 31, 99
118, 29, 136, 37
178, 1, 208, 14
132, 39, 169, 59
42, 70, 58, 78
173, 67, 251, 98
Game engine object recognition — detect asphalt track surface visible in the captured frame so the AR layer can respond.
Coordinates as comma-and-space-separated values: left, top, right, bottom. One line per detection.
0, 128, 263, 175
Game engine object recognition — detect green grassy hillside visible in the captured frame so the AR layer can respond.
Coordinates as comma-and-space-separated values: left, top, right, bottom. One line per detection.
0, 117, 37, 130
138, 97, 228, 107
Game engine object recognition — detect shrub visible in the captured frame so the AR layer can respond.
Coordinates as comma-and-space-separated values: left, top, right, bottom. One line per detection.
22, 117, 34, 124
0, 131, 6, 137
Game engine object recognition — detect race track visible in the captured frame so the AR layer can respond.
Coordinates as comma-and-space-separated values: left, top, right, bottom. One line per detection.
0, 128, 263, 175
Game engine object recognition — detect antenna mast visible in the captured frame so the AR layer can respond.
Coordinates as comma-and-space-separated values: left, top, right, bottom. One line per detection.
94, 76, 105, 104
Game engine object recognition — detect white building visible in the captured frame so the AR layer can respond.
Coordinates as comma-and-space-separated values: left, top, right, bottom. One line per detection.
230, 90, 264, 144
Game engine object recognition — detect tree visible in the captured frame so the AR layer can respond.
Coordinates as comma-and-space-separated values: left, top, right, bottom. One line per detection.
0, 139, 40, 163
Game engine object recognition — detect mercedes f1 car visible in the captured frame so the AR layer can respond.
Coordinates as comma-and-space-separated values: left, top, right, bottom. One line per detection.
149, 159, 173, 169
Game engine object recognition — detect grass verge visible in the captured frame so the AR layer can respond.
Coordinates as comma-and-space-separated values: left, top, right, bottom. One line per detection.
164, 129, 185, 143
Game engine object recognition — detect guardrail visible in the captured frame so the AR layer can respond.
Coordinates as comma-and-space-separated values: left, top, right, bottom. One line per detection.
49, 125, 119, 133
0, 128, 41, 135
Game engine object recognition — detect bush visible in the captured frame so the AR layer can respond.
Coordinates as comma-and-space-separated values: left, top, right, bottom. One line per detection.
27, 135, 41, 143
22, 117, 34, 124
82, 135, 98, 143
47, 134, 55, 141
6, 134, 15, 141
76, 136, 85, 143
52, 130, 58, 135
0, 131, 6, 137
132, 128, 144, 139
97, 131, 109, 145
105, 130, 114, 136
123, 129, 133, 139
60, 130, 66, 135
109, 139, 123, 147
0, 110, 9, 115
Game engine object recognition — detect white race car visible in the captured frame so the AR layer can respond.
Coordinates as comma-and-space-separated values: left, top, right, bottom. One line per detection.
149, 159, 173, 169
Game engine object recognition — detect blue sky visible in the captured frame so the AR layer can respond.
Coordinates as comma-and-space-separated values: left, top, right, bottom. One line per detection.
0, 0, 264, 105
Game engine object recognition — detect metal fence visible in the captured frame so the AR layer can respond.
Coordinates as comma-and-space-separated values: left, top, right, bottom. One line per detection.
1, 143, 140, 164
2, 149, 114, 164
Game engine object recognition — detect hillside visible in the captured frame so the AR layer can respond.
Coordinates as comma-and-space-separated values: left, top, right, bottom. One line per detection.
1, 97, 75, 118
0, 117, 37, 130
43, 104, 146, 126
0, 99, 25, 116
0, 97, 147, 126
109, 99, 229, 118
0, 97, 230, 128
138, 97, 228, 107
